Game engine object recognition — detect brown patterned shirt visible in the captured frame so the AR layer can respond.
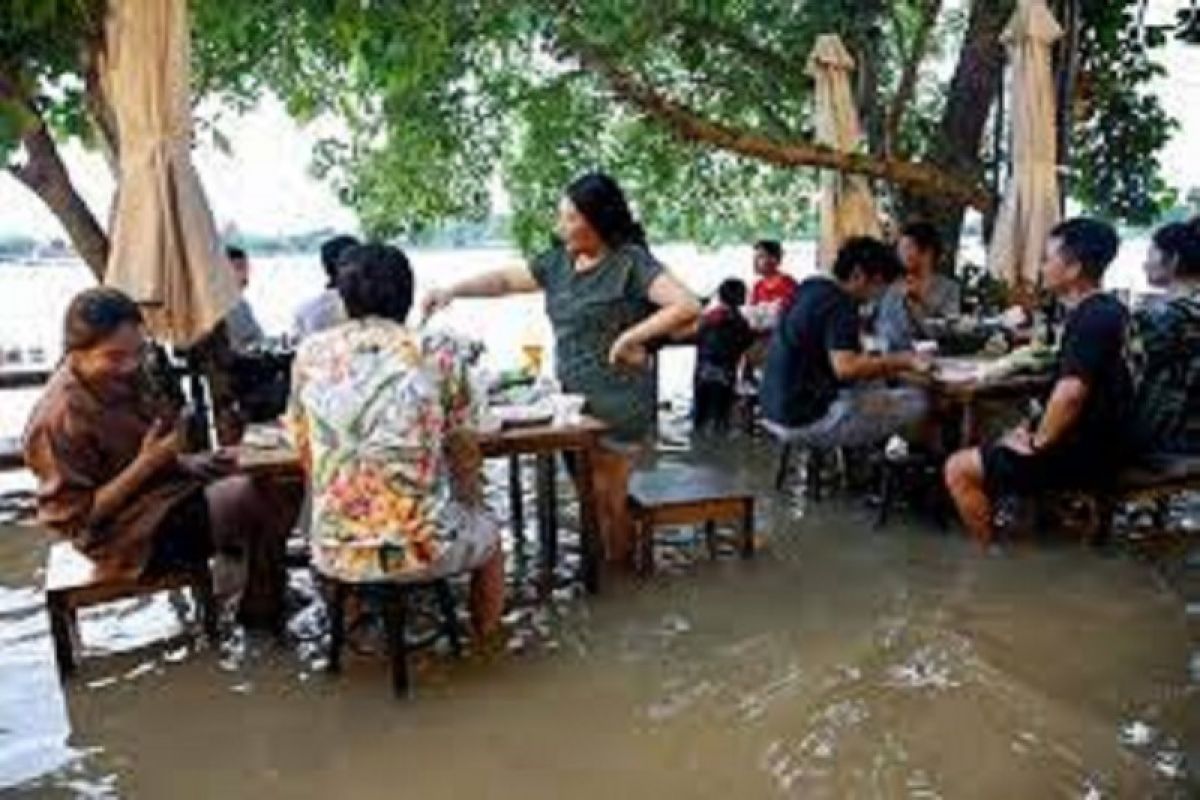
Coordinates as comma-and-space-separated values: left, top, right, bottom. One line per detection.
22, 366, 202, 571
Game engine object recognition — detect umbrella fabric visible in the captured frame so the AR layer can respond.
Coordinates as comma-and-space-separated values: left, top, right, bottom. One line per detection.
102, 0, 238, 347
986, 0, 1063, 294
806, 34, 881, 269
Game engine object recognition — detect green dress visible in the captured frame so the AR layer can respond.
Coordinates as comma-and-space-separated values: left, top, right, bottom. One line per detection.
531, 243, 664, 443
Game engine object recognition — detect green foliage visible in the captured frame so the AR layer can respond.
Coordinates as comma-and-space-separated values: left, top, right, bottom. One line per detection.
1, 0, 1192, 255
1070, 3, 1179, 225
0, 0, 104, 161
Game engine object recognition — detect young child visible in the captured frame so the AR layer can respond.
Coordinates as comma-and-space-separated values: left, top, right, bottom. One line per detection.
693, 279, 756, 435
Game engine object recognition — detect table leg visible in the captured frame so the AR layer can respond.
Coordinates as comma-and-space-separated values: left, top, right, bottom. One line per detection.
508, 453, 525, 544
574, 445, 602, 594
535, 454, 559, 597
960, 400, 980, 448
741, 499, 756, 559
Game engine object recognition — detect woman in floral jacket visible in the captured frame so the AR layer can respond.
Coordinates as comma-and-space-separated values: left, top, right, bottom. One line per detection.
287, 243, 504, 638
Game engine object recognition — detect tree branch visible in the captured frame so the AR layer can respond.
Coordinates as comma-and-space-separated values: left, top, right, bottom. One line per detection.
1, 73, 110, 280
884, 0, 943, 158
555, 34, 992, 212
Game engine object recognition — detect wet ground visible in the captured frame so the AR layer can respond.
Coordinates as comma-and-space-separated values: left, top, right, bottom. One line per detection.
2, 436, 1199, 798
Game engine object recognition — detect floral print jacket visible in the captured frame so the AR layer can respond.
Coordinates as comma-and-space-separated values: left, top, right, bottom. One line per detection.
286, 318, 483, 582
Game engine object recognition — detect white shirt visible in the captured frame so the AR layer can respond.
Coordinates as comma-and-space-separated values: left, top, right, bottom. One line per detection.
293, 289, 347, 340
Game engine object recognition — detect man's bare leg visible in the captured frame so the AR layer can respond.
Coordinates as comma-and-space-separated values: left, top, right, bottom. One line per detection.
945, 448, 995, 545
468, 548, 506, 639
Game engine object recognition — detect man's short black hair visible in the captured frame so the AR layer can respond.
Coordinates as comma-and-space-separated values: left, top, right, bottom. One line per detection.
320, 235, 361, 286
899, 221, 943, 260
1049, 217, 1120, 282
1152, 218, 1200, 279
754, 240, 783, 261
225, 245, 247, 262
337, 243, 414, 323
832, 236, 904, 283
717, 278, 748, 308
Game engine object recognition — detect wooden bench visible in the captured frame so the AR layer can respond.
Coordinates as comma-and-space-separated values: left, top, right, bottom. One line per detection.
1036, 455, 1200, 548
45, 541, 217, 678
628, 465, 756, 576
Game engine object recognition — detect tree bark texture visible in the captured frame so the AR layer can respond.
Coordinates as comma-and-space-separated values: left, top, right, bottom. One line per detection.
900, 0, 1015, 268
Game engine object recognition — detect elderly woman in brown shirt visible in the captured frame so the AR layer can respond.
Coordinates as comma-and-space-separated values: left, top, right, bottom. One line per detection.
23, 288, 297, 625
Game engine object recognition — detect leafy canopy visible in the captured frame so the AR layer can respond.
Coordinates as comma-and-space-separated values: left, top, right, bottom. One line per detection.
1, 0, 1190, 250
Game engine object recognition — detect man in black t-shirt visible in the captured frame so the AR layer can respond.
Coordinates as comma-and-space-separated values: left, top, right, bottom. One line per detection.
945, 218, 1134, 544
761, 237, 929, 449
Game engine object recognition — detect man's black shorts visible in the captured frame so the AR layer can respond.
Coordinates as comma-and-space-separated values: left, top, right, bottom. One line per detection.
981, 442, 1116, 496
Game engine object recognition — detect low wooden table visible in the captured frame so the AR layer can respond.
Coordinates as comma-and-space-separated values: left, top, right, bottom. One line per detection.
478, 417, 610, 595
236, 415, 612, 596
903, 357, 1055, 447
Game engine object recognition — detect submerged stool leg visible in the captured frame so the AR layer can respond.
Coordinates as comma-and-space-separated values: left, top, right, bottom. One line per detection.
326, 580, 347, 674
433, 580, 463, 659
47, 593, 77, 678
384, 586, 412, 698
193, 564, 219, 640
775, 444, 793, 491
740, 499, 755, 559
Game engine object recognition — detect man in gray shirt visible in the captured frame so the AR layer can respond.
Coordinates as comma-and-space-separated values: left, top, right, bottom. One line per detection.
874, 221, 961, 352
224, 245, 265, 353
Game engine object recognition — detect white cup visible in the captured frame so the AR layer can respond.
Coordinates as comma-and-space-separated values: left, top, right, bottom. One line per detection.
551, 394, 586, 426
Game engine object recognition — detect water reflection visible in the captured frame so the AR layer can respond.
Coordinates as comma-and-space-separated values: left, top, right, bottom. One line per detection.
1, 434, 1198, 797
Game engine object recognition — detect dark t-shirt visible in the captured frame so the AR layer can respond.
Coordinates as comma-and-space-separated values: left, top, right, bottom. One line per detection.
695, 306, 755, 388
761, 276, 861, 427
1051, 292, 1134, 461
530, 243, 664, 442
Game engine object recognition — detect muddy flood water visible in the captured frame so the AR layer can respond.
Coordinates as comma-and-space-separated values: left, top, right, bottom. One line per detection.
2, 430, 1199, 799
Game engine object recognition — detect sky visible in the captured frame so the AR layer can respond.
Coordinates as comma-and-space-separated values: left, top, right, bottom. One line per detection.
1, 3, 1198, 241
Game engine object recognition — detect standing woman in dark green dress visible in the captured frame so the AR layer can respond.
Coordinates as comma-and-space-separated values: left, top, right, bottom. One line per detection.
424, 173, 700, 563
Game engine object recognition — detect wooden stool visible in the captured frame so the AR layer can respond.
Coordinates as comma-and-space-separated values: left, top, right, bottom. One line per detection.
322, 576, 463, 698
628, 465, 756, 576
45, 541, 217, 678
874, 451, 948, 530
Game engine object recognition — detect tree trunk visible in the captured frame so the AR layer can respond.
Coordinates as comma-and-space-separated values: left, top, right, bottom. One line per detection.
885, 0, 945, 158
849, 0, 888, 156
900, 0, 1015, 270
8, 112, 110, 280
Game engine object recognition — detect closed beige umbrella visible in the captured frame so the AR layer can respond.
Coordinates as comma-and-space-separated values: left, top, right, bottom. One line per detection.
987, 0, 1063, 295
102, 0, 238, 347
806, 35, 881, 269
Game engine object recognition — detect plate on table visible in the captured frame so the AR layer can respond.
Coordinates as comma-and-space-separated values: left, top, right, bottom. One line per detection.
492, 404, 554, 429
241, 424, 291, 450
932, 358, 986, 384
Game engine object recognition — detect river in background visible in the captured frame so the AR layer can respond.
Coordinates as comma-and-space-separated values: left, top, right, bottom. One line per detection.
0, 237, 1155, 441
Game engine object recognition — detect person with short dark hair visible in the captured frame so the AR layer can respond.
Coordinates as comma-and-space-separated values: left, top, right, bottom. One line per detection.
874, 221, 961, 352
761, 237, 930, 449
287, 243, 505, 638
1130, 218, 1200, 454
750, 239, 797, 312
693, 278, 755, 435
223, 244, 265, 353
945, 218, 1133, 544
23, 288, 298, 621
293, 234, 360, 340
